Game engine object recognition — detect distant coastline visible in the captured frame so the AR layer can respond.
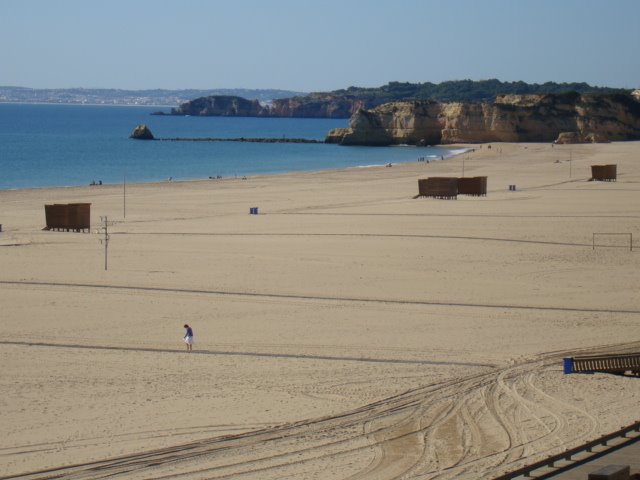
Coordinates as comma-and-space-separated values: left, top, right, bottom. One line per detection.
0, 86, 306, 107
2, 80, 632, 113
0, 101, 179, 108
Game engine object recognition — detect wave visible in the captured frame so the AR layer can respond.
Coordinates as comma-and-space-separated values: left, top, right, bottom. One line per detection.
445, 148, 472, 158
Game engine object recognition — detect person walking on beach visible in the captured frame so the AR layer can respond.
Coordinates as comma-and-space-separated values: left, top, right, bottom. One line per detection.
183, 324, 193, 352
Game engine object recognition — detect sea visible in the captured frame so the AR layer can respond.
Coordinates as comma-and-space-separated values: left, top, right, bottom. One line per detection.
0, 103, 461, 190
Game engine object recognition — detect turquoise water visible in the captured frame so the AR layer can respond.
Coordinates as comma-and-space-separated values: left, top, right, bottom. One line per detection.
0, 104, 455, 190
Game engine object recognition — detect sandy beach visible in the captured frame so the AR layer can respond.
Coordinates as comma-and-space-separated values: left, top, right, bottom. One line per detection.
1, 142, 639, 479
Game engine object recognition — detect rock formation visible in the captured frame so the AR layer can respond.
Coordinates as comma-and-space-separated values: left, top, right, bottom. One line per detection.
169, 94, 371, 118
269, 95, 370, 118
326, 93, 640, 145
129, 124, 155, 140
554, 132, 582, 144
171, 96, 266, 116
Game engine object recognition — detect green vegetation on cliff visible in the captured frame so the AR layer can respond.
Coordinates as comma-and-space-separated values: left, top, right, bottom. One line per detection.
264, 80, 632, 118
171, 80, 634, 119
319, 79, 630, 104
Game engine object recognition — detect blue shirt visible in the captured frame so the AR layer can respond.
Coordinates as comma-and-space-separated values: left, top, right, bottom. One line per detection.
185, 327, 193, 338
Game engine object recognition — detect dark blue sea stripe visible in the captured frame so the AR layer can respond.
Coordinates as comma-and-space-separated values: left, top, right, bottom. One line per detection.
1, 280, 639, 315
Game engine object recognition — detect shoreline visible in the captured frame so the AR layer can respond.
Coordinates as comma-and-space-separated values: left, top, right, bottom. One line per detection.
0, 144, 472, 193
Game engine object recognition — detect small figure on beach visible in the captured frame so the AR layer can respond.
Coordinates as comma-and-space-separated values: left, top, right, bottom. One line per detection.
183, 324, 193, 352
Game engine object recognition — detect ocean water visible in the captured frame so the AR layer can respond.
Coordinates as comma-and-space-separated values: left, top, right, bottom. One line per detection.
0, 104, 457, 190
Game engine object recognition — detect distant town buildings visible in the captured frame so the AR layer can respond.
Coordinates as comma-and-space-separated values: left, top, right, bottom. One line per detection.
0, 87, 305, 106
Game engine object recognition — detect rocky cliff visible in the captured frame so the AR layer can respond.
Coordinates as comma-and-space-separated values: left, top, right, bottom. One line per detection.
269, 94, 374, 118
171, 96, 267, 116
170, 94, 374, 118
326, 93, 640, 145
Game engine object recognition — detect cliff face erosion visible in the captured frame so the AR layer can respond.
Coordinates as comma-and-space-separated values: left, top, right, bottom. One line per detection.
325, 93, 640, 145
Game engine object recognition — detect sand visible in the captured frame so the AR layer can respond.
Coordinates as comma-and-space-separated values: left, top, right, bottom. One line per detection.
0, 142, 639, 479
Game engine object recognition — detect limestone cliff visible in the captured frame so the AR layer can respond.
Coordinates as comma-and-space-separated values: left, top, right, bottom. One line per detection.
326, 93, 640, 145
269, 95, 372, 118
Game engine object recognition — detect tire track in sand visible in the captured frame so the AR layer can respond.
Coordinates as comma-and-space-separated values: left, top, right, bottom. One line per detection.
2, 280, 639, 315
2, 345, 636, 480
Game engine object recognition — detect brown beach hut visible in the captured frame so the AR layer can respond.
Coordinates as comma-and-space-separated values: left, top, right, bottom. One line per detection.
457, 176, 487, 196
44, 204, 69, 231
591, 164, 617, 181
44, 203, 91, 232
416, 177, 458, 199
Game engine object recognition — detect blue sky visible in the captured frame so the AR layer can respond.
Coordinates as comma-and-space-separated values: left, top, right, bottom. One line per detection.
1, 0, 638, 91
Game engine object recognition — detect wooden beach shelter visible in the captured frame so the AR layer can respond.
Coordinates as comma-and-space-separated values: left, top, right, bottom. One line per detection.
415, 176, 489, 199
591, 164, 617, 181
457, 176, 487, 196
416, 177, 458, 199
44, 203, 91, 232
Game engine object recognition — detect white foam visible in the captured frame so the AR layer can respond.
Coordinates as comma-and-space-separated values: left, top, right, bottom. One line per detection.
444, 148, 472, 158
349, 164, 389, 169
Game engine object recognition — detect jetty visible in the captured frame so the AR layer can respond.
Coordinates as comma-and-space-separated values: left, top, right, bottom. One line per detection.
158, 137, 324, 143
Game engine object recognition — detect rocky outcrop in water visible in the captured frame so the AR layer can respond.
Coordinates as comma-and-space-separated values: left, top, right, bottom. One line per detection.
325, 93, 640, 145
129, 124, 155, 140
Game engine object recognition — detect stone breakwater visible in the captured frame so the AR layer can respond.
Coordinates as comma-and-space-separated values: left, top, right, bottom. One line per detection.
325, 93, 640, 145
159, 137, 323, 144
129, 125, 323, 144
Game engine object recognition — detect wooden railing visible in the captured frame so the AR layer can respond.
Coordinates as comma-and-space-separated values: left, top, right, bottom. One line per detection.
564, 353, 640, 375
492, 421, 640, 479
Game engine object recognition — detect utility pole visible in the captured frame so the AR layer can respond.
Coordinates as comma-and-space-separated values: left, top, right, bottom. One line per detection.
100, 216, 110, 271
